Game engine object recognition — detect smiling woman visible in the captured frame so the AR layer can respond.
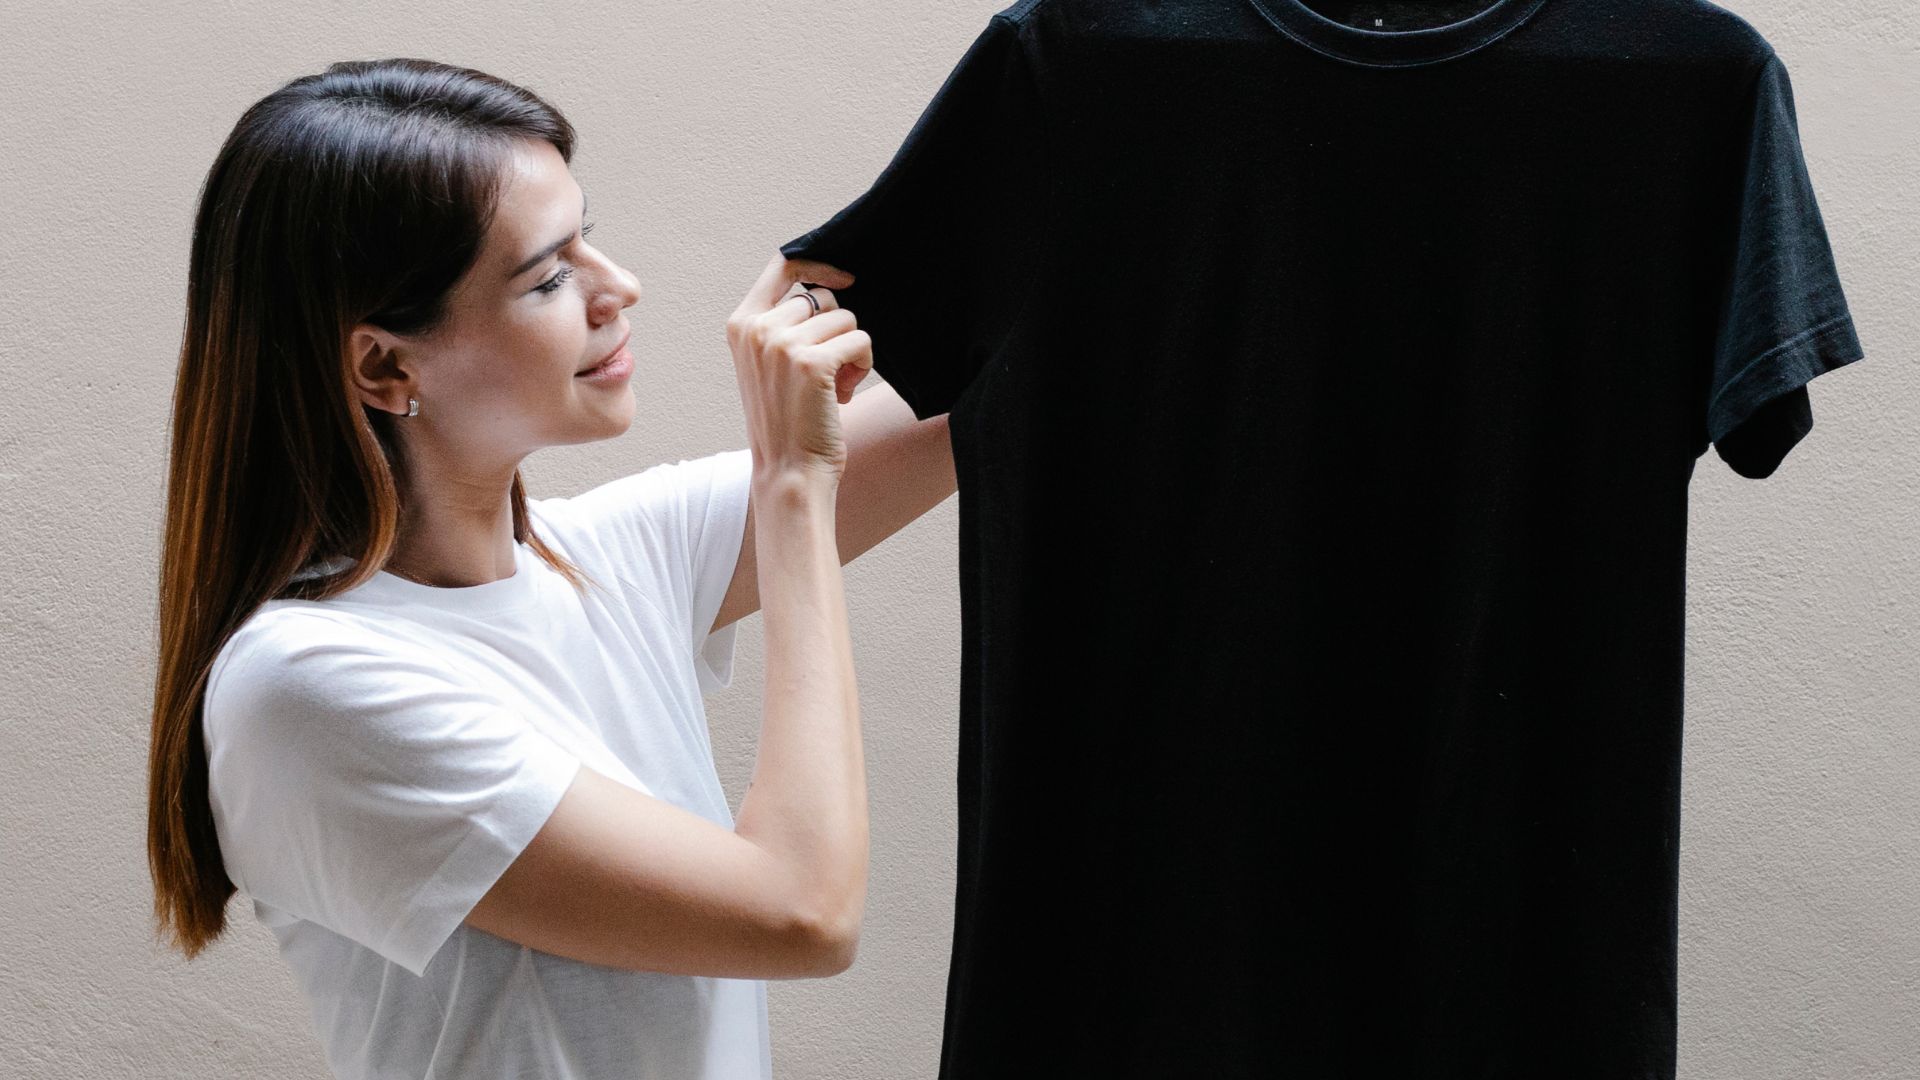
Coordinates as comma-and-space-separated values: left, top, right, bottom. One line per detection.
147, 55, 886, 1080
341, 132, 647, 513
332, 132, 652, 545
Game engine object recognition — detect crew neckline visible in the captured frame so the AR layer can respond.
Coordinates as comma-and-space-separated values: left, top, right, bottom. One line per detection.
295, 540, 544, 616
1247, 0, 1549, 68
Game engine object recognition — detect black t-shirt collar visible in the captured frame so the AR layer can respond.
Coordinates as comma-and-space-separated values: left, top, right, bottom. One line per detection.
1247, 0, 1551, 67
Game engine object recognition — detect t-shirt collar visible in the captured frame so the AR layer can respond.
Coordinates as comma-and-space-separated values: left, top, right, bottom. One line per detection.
296, 540, 543, 616
1247, 0, 1551, 68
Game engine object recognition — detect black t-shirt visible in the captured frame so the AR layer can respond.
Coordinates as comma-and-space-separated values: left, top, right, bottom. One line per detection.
780, 1, 1867, 1076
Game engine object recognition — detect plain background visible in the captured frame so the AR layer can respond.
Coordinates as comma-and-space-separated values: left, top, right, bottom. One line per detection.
1, 1, 1914, 1076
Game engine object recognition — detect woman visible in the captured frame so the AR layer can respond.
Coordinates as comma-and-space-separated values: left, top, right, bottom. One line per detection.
145, 58, 954, 1078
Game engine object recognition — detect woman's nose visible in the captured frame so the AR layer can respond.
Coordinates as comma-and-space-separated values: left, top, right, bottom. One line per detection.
591, 263, 642, 323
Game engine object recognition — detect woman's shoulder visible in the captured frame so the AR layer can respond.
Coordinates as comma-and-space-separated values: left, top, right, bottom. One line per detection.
527, 446, 753, 587
218, 597, 406, 661
205, 601, 433, 729
530, 447, 752, 538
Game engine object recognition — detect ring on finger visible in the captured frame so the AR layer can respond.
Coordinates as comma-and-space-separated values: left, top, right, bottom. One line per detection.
788, 287, 821, 317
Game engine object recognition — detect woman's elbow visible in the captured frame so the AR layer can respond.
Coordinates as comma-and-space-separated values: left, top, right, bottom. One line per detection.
789, 906, 861, 977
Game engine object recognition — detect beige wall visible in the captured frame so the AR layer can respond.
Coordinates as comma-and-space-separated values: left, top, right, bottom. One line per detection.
1, 1, 1914, 1076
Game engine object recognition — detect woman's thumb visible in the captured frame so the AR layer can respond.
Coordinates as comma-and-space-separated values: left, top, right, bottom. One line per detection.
734, 251, 855, 319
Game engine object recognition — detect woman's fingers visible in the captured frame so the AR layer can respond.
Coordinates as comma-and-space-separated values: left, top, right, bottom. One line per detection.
781, 278, 841, 313
732, 250, 852, 323
771, 286, 868, 404
782, 305, 857, 346
726, 252, 870, 478
834, 349, 873, 404
772, 294, 869, 403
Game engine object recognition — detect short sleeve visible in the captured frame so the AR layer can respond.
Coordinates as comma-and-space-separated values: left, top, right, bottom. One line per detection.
550, 447, 755, 694
1705, 49, 1866, 479
202, 614, 583, 977
778, 6, 1052, 421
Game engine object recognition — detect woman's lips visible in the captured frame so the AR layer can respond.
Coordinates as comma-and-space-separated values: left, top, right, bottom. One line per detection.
576, 345, 633, 381
578, 332, 631, 374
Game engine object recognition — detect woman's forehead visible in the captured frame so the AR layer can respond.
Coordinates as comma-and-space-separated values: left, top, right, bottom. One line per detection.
483, 141, 582, 275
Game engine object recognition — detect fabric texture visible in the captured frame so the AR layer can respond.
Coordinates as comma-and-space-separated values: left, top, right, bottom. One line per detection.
778, 1, 1867, 1076
205, 447, 767, 1079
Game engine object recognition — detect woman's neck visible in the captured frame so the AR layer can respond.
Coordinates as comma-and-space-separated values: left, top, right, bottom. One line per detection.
385, 457, 523, 587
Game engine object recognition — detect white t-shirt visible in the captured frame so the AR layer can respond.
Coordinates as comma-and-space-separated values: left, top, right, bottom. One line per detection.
203, 447, 767, 1080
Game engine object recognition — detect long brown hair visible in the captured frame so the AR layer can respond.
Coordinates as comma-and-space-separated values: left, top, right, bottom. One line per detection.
149, 58, 605, 962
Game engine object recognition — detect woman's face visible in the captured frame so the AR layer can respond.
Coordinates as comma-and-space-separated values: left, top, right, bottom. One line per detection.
363, 137, 644, 463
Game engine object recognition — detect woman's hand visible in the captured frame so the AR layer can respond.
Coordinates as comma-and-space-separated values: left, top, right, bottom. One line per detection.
727, 252, 872, 485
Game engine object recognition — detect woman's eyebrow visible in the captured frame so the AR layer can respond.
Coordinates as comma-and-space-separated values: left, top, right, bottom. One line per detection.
507, 190, 588, 280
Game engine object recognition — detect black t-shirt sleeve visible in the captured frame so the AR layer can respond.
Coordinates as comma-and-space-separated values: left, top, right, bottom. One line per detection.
778, 9, 1051, 421
1706, 49, 1866, 479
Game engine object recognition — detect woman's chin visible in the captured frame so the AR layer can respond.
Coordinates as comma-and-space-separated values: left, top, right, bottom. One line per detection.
545, 397, 635, 447
591, 392, 637, 435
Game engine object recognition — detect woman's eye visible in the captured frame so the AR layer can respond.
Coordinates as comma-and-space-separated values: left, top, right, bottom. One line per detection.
530, 221, 597, 295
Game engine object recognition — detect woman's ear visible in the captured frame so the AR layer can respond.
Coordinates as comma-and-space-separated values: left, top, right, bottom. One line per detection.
347, 322, 415, 416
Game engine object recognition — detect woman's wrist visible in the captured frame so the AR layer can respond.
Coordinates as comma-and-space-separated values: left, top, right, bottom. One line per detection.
750, 464, 839, 509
